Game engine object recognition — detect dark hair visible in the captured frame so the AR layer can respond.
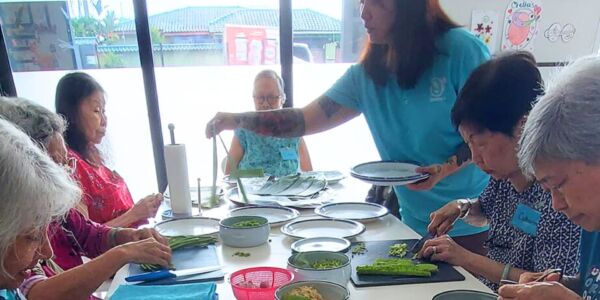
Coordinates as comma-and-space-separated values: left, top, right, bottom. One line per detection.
451, 51, 543, 137
360, 0, 459, 89
55, 72, 104, 161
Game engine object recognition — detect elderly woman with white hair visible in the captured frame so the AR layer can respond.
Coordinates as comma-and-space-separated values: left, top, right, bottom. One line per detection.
0, 97, 172, 300
498, 56, 600, 300
0, 118, 80, 299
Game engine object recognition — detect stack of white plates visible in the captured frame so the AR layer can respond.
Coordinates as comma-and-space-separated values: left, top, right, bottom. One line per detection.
350, 161, 430, 186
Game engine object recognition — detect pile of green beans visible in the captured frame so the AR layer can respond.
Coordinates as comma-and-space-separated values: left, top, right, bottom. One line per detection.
140, 235, 217, 272
356, 258, 438, 277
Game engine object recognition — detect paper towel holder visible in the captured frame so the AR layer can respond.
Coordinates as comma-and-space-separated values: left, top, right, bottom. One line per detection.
168, 123, 176, 145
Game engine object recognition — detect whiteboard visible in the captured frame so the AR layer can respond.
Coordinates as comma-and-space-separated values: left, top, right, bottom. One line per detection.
440, 0, 600, 63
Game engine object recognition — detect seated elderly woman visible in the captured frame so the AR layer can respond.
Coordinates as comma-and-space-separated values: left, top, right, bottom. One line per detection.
421, 52, 581, 291
55, 72, 162, 228
0, 118, 79, 299
498, 57, 600, 300
225, 70, 313, 177
0, 97, 172, 299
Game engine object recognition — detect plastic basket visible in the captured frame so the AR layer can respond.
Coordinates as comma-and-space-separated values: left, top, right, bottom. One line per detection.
230, 267, 294, 300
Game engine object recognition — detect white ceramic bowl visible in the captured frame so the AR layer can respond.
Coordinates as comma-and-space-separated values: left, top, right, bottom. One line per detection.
219, 216, 270, 248
287, 251, 351, 287
275, 280, 349, 300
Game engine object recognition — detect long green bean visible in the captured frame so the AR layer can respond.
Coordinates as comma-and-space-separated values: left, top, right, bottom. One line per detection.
139, 235, 217, 272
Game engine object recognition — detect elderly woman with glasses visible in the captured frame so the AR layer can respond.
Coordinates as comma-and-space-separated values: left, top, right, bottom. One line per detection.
497, 57, 600, 300
0, 97, 171, 300
0, 118, 79, 299
419, 52, 580, 291
225, 69, 313, 177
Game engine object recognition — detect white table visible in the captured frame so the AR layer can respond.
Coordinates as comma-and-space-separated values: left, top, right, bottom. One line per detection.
106, 181, 493, 299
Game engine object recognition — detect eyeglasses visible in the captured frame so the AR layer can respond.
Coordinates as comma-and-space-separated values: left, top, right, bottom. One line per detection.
253, 95, 283, 103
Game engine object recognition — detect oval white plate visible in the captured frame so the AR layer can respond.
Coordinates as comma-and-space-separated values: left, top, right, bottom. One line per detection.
432, 290, 497, 300
303, 170, 346, 184
315, 202, 388, 222
291, 237, 352, 253
350, 161, 429, 186
281, 218, 365, 239
154, 217, 220, 237
227, 206, 300, 226
226, 188, 328, 208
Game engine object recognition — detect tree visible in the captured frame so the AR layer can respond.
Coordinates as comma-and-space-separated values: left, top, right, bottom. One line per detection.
150, 27, 165, 44
71, 16, 100, 37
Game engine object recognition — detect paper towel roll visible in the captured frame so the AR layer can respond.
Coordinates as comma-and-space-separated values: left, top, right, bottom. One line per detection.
164, 144, 192, 216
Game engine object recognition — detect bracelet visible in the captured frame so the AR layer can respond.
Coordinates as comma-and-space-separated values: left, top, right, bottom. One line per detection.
501, 263, 512, 282
457, 199, 472, 219
108, 227, 122, 247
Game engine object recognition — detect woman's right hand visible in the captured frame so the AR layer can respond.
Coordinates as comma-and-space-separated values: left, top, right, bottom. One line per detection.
427, 200, 461, 236
205, 112, 238, 138
130, 193, 163, 220
117, 237, 172, 267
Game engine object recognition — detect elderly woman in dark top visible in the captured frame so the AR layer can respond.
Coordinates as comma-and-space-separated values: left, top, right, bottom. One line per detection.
422, 52, 581, 291
0, 118, 79, 300
498, 57, 600, 300
0, 97, 171, 300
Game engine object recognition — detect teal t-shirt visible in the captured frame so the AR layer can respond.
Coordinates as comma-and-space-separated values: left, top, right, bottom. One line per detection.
0, 289, 23, 300
324, 28, 490, 236
236, 128, 301, 177
580, 230, 600, 299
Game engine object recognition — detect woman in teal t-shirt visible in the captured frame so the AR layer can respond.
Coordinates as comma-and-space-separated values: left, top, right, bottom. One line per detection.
208, 0, 489, 254
225, 70, 312, 177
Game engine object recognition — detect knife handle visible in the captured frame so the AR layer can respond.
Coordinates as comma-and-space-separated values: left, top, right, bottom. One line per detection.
125, 270, 176, 282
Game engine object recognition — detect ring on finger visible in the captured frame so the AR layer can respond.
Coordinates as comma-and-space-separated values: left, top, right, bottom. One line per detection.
432, 246, 438, 254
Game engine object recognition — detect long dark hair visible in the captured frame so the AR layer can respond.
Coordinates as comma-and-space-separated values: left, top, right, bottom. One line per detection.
360, 0, 459, 89
55, 72, 104, 162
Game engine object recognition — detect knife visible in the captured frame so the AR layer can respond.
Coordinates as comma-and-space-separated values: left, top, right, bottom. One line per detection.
407, 232, 436, 257
125, 265, 222, 283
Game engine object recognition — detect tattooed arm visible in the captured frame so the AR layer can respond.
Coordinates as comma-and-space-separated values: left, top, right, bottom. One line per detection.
206, 95, 360, 138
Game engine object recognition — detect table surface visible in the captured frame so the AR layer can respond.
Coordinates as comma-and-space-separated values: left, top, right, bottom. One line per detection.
105, 180, 493, 299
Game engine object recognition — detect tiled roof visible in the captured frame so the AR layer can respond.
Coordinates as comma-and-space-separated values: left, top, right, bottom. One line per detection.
115, 6, 340, 34
97, 43, 223, 53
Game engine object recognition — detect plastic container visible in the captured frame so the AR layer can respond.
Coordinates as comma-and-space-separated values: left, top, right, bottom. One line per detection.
230, 267, 294, 300
219, 216, 270, 248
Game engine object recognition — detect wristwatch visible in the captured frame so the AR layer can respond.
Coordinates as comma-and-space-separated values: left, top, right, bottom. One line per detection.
457, 199, 472, 219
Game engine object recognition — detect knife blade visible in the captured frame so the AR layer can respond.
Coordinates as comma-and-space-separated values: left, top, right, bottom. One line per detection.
407, 232, 436, 257
125, 265, 222, 283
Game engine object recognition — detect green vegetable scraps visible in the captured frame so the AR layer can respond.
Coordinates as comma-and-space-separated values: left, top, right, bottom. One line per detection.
310, 259, 343, 270
352, 242, 367, 256
231, 220, 262, 228
356, 258, 438, 277
233, 251, 251, 257
388, 243, 408, 257
140, 235, 217, 272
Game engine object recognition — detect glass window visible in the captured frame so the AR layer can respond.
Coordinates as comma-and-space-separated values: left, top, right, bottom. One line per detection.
0, 0, 157, 200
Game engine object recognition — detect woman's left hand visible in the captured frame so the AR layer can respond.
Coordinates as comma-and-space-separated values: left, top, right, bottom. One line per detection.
498, 281, 581, 300
406, 164, 448, 191
418, 235, 470, 267
117, 228, 169, 247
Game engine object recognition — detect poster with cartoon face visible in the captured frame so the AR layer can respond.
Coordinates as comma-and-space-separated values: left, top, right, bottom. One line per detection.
471, 10, 499, 53
501, 0, 544, 52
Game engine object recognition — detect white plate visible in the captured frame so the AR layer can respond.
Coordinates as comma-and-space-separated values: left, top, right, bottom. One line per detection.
315, 202, 388, 222
164, 186, 224, 205
291, 237, 352, 253
281, 218, 365, 239
154, 217, 220, 237
303, 171, 346, 184
227, 206, 300, 226
350, 161, 430, 186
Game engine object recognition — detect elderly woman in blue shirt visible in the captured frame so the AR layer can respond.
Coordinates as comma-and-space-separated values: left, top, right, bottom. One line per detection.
498, 57, 600, 300
207, 0, 490, 254
421, 52, 581, 291
0, 118, 80, 299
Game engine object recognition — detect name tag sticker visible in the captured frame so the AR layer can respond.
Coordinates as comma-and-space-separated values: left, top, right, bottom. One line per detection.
280, 148, 298, 161
511, 203, 542, 236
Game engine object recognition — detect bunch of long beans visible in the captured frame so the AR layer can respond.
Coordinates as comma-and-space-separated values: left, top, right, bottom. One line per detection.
140, 235, 217, 272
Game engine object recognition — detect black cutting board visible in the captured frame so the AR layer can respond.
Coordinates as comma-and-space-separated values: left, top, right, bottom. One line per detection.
350, 239, 465, 287
128, 245, 224, 285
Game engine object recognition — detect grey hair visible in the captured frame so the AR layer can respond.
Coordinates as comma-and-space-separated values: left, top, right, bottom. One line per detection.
518, 56, 600, 176
0, 97, 66, 147
254, 69, 286, 103
0, 118, 80, 278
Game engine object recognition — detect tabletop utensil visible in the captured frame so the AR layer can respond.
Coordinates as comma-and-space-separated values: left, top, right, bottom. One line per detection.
125, 265, 222, 282
407, 232, 436, 257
